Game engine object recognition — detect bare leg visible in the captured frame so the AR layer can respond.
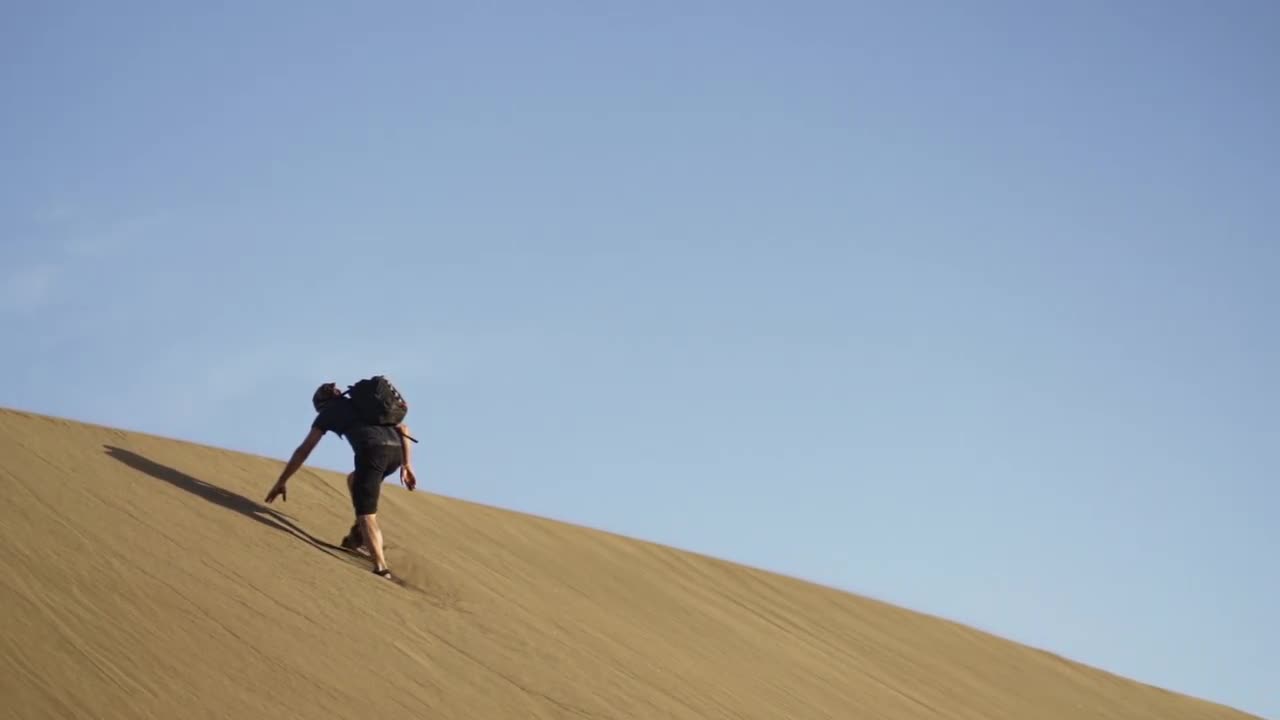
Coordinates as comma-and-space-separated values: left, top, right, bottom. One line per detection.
358, 513, 388, 572
341, 473, 364, 550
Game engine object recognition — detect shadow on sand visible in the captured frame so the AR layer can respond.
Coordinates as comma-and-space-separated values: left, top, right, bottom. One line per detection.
102, 444, 349, 559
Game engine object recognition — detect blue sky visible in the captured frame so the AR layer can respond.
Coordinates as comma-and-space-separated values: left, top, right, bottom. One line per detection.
2, 2, 1276, 716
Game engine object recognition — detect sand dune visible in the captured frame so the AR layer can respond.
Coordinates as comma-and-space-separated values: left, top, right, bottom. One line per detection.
0, 407, 1259, 719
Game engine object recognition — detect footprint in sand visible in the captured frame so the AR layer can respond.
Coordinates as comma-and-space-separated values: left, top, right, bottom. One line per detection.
384, 549, 467, 610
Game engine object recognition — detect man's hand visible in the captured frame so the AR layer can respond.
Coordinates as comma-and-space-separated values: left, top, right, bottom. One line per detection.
400, 464, 417, 492
265, 479, 288, 503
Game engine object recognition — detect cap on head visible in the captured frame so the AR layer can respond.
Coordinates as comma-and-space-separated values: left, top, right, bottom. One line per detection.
312, 382, 339, 411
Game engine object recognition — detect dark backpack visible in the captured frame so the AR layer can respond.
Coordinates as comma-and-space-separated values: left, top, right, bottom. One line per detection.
344, 375, 409, 427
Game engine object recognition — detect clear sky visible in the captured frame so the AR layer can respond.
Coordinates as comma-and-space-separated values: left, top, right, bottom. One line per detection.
3, 2, 1276, 717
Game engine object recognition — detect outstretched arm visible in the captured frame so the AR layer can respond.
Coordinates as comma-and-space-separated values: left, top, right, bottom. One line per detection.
265, 426, 325, 503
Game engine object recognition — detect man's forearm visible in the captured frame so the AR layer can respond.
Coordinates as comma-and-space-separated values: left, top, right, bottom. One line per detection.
278, 447, 308, 482
400, 424, 413, 467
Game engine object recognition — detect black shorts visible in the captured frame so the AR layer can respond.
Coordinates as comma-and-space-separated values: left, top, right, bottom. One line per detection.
349, 443, 403, 516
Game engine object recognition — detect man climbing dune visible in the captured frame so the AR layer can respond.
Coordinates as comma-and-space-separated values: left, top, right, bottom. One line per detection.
265, 377, 418, 580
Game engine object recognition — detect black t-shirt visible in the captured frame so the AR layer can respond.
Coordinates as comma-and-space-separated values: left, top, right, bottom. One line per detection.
312, 397, 401, 450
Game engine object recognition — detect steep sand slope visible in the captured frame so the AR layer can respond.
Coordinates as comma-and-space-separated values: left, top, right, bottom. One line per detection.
0, 407, 1259, 720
